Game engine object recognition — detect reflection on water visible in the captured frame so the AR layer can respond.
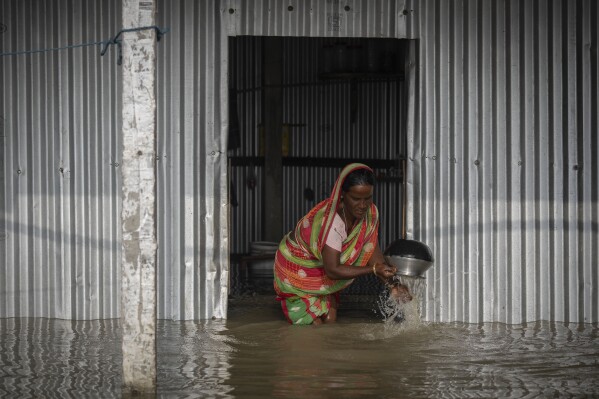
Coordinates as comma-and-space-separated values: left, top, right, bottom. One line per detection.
1, 303, 598, 398
0, 318, 122, 398
157, 320, 235, 398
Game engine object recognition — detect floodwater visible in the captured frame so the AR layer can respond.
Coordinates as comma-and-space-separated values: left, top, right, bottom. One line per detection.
1, 297, 598, 398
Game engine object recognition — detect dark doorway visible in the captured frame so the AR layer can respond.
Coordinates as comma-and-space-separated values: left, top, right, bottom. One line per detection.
227, 36, 410, 296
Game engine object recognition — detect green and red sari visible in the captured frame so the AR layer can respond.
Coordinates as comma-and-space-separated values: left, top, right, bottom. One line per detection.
273, 163, 379, 325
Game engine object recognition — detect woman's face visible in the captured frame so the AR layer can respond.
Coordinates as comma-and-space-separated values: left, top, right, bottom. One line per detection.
342, 184, 374, 221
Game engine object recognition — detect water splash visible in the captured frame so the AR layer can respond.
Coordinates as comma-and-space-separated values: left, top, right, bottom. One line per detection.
396, 274, 427, 298
377, 275, 427, 329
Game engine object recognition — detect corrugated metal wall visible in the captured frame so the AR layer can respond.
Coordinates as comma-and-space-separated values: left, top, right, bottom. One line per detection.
226, 0, 409, 38
0, 0, 123, 319
0, 0, 231, 320
406, 0, 598, 323
2, 0, 597, 323
225, 0, 598, 323
155, 0, 229, 320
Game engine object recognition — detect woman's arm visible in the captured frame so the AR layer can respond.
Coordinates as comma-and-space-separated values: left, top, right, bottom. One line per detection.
322, 244, 397, 280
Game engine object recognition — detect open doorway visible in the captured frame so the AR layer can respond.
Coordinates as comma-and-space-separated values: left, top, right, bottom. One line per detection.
227, 36, 412, 297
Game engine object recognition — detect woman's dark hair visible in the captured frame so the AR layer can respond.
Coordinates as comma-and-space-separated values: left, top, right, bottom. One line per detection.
342, 168, 375, 192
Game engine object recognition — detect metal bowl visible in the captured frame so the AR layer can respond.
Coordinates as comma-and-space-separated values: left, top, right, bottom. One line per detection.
383, 239, 434, 277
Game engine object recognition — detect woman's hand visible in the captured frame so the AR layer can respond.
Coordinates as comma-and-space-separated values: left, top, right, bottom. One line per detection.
373, 262, 397, 279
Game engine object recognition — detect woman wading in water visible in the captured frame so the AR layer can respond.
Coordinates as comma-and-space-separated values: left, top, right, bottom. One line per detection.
273, 163, 411, 325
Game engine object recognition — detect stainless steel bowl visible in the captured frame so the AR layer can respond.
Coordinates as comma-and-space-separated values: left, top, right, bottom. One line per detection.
384, 239, 434, 277
384, 255, 433, 277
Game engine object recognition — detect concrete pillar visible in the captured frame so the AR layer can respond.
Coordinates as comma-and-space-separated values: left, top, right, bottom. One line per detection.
263, 37, 283, 242
121, 0, 157, 395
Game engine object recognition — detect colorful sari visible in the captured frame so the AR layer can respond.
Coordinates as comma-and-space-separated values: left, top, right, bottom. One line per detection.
273, 163, 379, 324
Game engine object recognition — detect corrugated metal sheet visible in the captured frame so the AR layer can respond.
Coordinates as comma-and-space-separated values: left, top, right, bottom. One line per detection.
2, 0, 597, 323
0, 0, 123, 319
155, 0, 229, 320
225, 0, 408, 38
406, 0, 598, 324
0, 0, 232, 321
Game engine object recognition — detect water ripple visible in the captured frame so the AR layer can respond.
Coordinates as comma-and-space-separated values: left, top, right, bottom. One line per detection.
1, 316, 598, 398
0, 318, 121, 398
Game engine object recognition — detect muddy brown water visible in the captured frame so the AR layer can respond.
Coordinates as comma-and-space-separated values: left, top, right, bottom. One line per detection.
1, 295, 598, 398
